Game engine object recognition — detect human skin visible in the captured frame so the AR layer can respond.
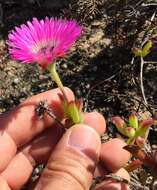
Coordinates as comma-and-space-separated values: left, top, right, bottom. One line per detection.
0, 87, 130, 190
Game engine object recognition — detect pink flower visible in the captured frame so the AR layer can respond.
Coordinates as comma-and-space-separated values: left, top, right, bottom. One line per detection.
7, 17, 82, 69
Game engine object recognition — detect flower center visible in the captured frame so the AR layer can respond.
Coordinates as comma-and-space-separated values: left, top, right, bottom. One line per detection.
39, 46, 54, 55
34, 45, 55, 69
32, 40, 57, 55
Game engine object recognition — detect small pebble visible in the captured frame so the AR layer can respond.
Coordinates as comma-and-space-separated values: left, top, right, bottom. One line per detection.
61, 64, 68, 69
152, 144, 157, 150
13, 78, 19, 84
34, 167, 40, 174
85, 84, 90, 89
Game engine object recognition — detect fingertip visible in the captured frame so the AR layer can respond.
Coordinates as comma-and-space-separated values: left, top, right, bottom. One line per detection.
36, 124, 101, 190
100, 138, 131, 172
84, 112, 106, 135
25, 87, 74, 103
59, 124, 101, 159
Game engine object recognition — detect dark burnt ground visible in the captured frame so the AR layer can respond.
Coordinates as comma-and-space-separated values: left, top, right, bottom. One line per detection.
1, 0, 157, 189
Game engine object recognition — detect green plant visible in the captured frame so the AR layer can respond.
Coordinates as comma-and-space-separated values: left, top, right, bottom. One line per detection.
112, 112, 154, 147
112, 112, 157, 176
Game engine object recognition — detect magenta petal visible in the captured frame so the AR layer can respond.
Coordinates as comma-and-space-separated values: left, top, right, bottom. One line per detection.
7, 17, 82, 68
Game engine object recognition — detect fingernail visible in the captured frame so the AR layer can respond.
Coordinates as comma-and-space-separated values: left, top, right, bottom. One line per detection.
68, 124, 101, 160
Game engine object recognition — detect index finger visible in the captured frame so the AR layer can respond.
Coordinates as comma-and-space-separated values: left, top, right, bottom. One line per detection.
0, 87, 74, 172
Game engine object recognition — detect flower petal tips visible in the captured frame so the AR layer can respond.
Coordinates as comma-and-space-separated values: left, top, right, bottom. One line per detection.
7, 17, 82, 69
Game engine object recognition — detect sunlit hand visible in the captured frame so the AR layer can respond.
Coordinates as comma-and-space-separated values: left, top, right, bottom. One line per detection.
0, 88, 130, 190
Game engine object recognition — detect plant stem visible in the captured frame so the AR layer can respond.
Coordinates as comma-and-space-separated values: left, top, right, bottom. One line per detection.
48, 62, 68, 103
140, 57, 148, 105
144, 61, 157, 64
127, 138, 135, 145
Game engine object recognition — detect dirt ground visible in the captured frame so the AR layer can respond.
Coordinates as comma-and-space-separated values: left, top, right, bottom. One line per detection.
1, 0, 157, 189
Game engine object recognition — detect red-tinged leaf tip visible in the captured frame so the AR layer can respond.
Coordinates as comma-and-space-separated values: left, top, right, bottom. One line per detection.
112, 116, 125, 129
68, 100, 75, 106
139, 118, 154, 129
136, 118, 154, 139
112, 116, 127, 136
132, 47, 142, 57
75, 98, 83, 111
124, 145, 146, 161
136, 137, 145, 148
125, 145, 157, 176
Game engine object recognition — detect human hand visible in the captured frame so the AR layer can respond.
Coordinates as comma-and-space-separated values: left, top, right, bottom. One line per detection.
0, 88, 130, 190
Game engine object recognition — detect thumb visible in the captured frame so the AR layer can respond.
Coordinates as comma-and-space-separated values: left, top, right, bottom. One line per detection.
34, 124, 101, 190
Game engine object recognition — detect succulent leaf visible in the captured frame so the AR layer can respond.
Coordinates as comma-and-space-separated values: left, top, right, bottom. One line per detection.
125, 127, 136, 138
68, 101, 83, 124
128, 112, 138, 129
137, 118, 154, 138
132, 40, 152, 57
112, 116, 127, 136
141, 40, 152, 57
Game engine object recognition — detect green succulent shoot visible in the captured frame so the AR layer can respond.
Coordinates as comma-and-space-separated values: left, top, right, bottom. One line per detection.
132, 40, 152, 58
57, 92, 84, 127
112, 112, 154, 147
66, 99, 84, 125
